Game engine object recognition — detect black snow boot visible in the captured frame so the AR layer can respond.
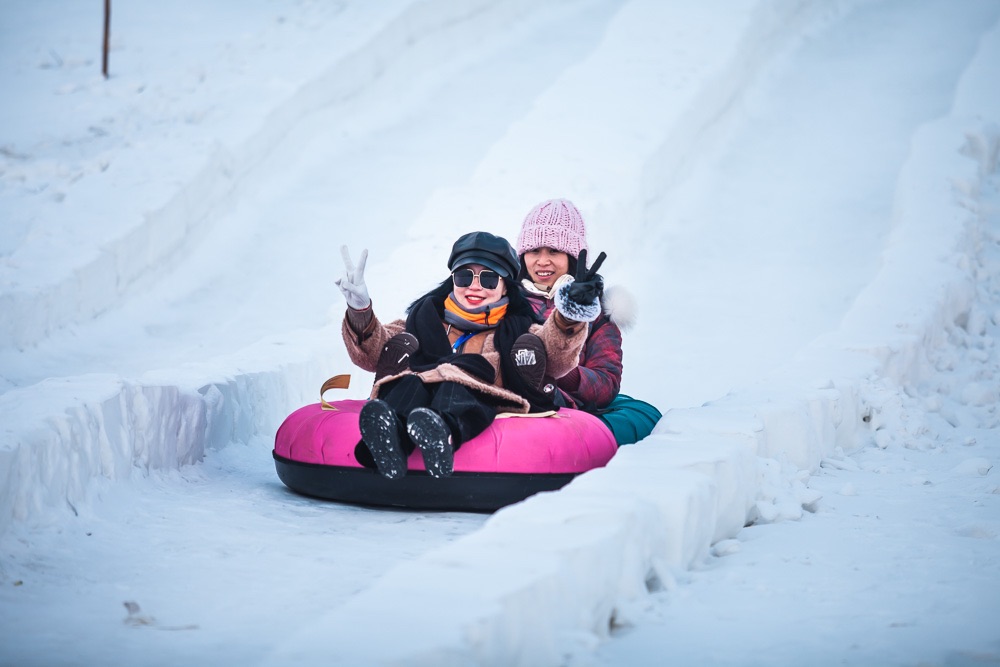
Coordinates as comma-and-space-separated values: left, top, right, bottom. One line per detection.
406, 407, 454, 478
358, 399, 407, 480
375, 332, 420, 381
511, 333, 548, 391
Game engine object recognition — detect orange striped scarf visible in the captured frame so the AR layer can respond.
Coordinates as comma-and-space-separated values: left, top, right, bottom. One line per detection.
443, 293, 508, 330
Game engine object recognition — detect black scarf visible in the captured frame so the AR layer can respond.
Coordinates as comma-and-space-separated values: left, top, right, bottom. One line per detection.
404, 295, 556, 412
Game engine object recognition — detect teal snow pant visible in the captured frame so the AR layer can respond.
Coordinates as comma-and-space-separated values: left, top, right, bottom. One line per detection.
595, 394, 662, 446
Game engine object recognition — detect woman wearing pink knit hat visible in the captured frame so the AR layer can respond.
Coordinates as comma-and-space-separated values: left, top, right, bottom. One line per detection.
514, 199, 660, 445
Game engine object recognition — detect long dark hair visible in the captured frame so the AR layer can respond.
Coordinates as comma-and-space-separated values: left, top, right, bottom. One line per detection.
403, 274, 555, 410
406, 276, 541, 323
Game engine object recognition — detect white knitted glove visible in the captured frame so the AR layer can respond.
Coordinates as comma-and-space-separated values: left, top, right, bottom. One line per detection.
335, 245, 371, 310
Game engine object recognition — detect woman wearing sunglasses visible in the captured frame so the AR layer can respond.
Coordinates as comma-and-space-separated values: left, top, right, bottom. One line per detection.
335, 231, 604, 480
514, 199, 661, 445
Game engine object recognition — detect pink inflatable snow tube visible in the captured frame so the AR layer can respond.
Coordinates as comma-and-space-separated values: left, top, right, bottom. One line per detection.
272, 400, 617, 511
274, 400, 617, 473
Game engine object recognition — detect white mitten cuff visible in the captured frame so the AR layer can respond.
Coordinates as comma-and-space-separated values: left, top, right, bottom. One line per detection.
555, 277, 601, 323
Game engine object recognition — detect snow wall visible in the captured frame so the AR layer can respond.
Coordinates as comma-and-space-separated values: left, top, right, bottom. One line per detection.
1, 1, 998, 664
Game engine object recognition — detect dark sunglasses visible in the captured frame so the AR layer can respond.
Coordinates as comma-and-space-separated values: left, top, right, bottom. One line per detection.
452, 268, 501, 290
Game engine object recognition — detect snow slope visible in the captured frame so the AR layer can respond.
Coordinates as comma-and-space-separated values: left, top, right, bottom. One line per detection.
1, 0, 998, 665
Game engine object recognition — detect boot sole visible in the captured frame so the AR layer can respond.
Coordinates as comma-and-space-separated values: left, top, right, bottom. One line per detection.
511, 333, 547, 390
358, 401, 407, 480
406, 408, 454, 478
375, 332, 420, 380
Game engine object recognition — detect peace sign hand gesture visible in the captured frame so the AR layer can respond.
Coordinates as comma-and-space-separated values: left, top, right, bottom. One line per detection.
566, 248, 606, 306
335, 245, 372, 310
555, 248, 607, 323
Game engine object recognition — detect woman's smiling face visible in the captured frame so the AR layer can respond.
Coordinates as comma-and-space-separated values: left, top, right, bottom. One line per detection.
523, 247, 570, 288
452, 263, 506, 310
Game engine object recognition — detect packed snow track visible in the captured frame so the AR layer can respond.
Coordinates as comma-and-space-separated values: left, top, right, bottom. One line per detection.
1, 0, 998, 665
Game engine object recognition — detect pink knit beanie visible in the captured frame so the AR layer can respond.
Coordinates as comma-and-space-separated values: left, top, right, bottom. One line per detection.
516, 198, 588, 259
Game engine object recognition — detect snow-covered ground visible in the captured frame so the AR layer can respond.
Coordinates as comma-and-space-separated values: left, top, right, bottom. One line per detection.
1, 1, 998, 665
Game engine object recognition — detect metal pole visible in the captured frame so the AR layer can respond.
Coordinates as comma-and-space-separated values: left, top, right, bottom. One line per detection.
102, 0, 110, 78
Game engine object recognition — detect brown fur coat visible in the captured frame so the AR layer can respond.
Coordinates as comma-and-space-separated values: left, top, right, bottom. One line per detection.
342, 305, 587, 414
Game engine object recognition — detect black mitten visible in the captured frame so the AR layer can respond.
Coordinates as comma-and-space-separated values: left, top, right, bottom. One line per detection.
556, 249, 607, 322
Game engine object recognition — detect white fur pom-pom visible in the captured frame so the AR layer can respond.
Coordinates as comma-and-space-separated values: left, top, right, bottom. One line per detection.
602, 285, 637, 332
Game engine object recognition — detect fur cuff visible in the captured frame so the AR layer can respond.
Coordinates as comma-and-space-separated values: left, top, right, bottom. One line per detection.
555, 278, 602, 323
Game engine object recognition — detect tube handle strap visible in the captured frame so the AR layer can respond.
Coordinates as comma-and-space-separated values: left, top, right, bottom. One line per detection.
320, 374, 352, 411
